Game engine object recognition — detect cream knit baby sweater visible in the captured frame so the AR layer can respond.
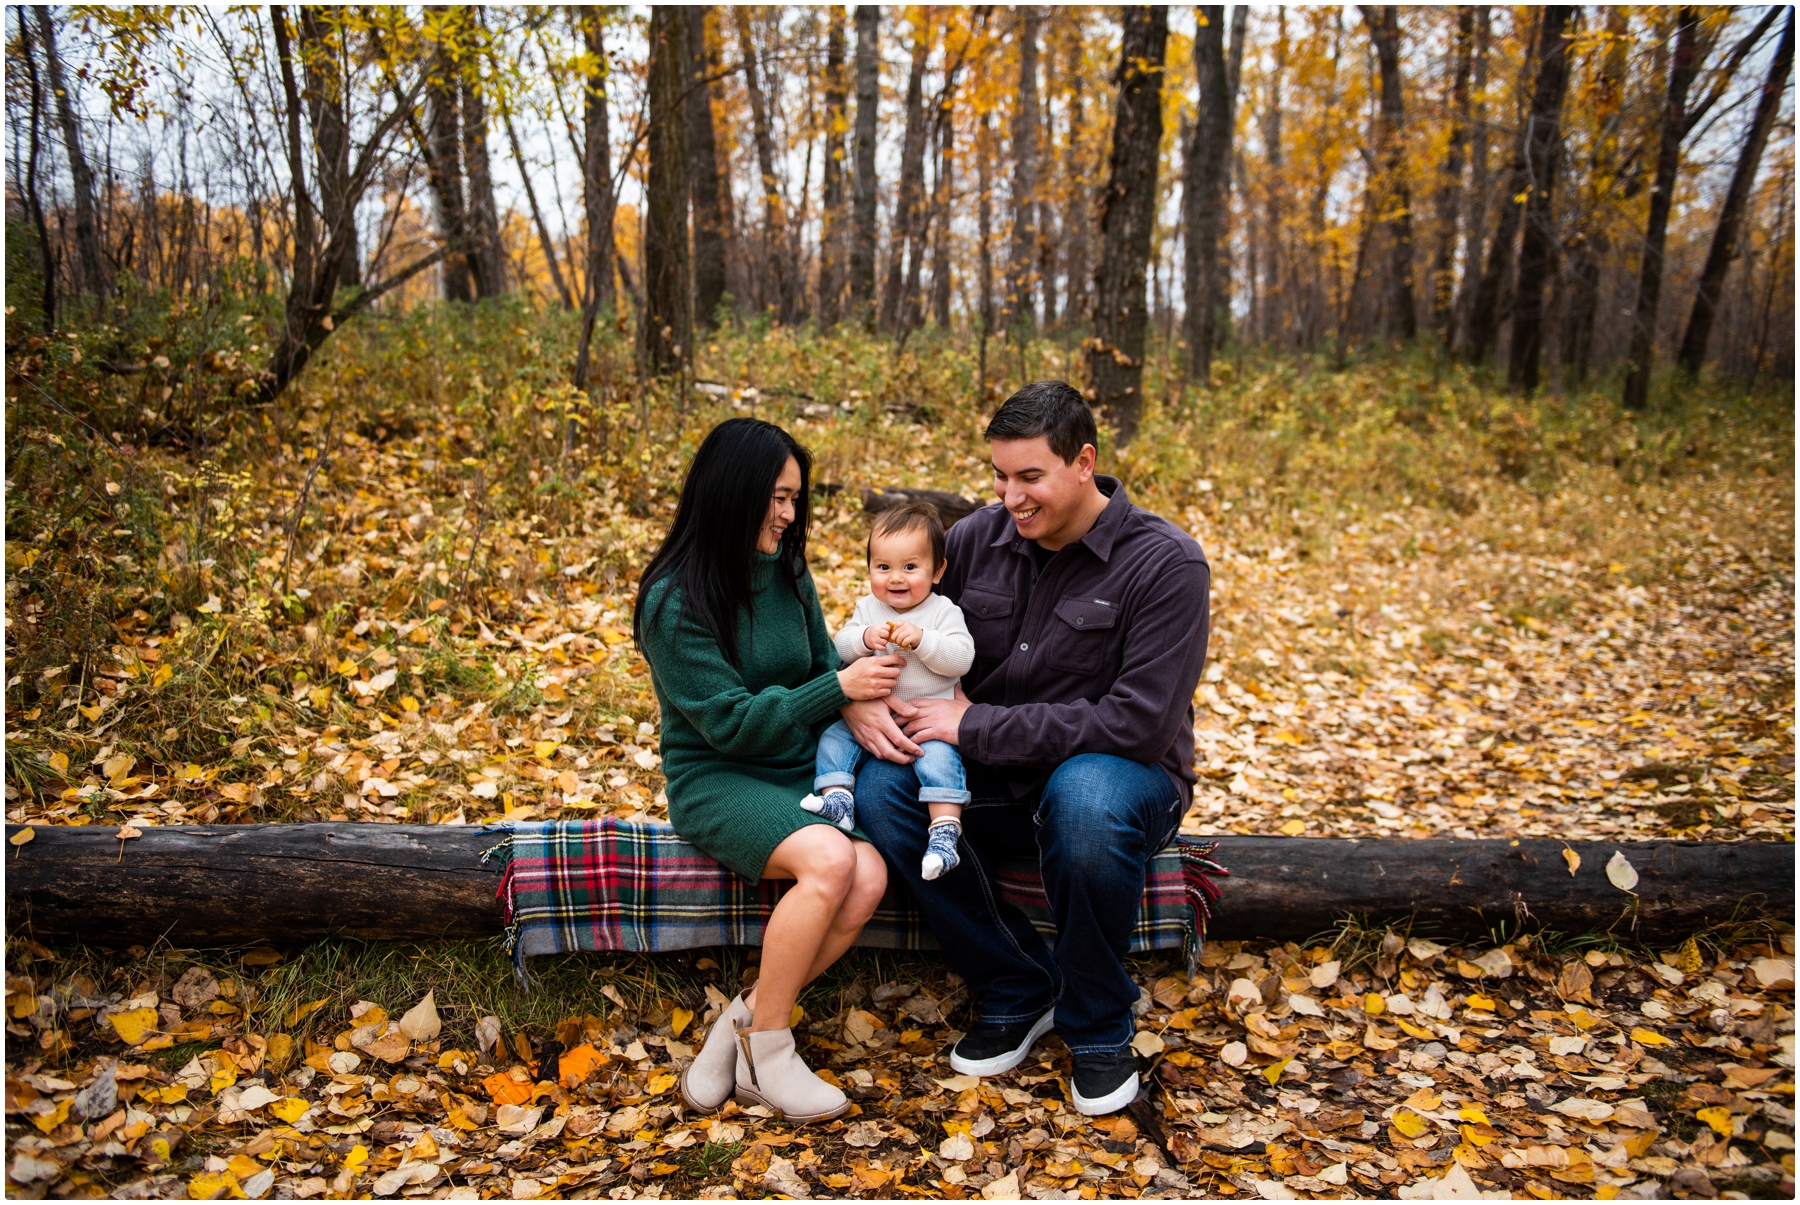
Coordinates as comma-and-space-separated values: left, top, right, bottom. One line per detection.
833, 591, 975, 701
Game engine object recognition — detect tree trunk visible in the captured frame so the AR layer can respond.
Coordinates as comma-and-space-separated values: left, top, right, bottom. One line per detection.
1006, 7, 1042, 335
734, 9, 792, 323
34, 7, 105, 295
9, 823, 1787, 947
423, 32, 472, 302
978, 111, 995, 380
882, 25, 931, 334
1259, 10, 1288, 347
932, 95, 955, 330
1565, 6, 1627, 386
1506, 5, 1575, 394
1622, 8, 1703, 411
817, 6, 850, 328
299, 9, 358, 291
1086, 7, 1167, 443
1367, 6, 1417, 342
503, 108, 572, 310
18, 14, 58, 330
687, 7, 730, 330
1462, 8, 1549, 368
1062, 36, 1090, 328
572, 8, 615, 391
849, 5, 881, 328
643, 6, 692, 376
1451, 6, 1491, 353
1430, 7, 1476, 340
459, 12, 507, 299
1678, 7, 1795, 377
1183, 6, 1229, 380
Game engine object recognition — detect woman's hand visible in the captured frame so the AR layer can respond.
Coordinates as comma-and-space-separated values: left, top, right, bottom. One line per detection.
838, 653, 904, 701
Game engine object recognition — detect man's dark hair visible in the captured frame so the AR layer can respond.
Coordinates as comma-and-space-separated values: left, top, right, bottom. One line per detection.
983, 380, 1098, 464
868, 499, 946, 568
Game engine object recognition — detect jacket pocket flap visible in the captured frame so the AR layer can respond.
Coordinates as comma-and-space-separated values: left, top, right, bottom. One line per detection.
960, 589, 1014, 621
1053, 598, 1118, 631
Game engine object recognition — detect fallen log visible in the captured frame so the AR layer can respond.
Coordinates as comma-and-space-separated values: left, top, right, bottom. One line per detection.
860, 486, 980, 528
4, 824, 1789, 948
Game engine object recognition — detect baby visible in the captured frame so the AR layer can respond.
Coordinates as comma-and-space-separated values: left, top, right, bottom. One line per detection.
802, 501, 974, 880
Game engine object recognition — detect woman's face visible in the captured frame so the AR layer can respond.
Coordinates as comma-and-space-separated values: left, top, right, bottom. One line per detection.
758, 456, 803, 554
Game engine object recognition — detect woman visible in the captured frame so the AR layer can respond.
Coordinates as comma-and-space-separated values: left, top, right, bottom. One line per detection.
634, 418, 901, 1122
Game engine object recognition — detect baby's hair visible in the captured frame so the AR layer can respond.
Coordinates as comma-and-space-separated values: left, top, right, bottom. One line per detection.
868, 500, 946, 569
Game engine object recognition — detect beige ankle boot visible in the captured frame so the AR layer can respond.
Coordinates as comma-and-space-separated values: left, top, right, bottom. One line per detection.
679, 994, 752, 1111
734, 1028, 850, 1123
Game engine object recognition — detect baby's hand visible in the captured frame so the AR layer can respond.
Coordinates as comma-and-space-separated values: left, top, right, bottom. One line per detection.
863, 623, 893, 652
888, 622, 924, 651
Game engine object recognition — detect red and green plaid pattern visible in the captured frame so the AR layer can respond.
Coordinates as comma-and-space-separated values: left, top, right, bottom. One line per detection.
488, 819, 1225, 986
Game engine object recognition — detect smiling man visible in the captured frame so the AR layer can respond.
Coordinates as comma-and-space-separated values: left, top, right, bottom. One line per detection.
840, 380, 1211, 1115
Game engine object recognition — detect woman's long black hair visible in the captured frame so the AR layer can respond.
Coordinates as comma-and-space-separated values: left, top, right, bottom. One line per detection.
633, 418, 813, 666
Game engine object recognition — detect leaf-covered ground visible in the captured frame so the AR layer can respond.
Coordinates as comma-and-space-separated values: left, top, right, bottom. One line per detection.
6, 323, 1794, 1198
5, 929, 1795, 1199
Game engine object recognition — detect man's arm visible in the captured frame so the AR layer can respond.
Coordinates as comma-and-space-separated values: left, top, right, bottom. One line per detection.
839, 697, 924, 763
954, 552, 1210, 767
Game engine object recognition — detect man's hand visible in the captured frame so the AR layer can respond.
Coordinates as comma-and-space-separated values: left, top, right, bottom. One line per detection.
840, 698, 924, 764
902, 696, 970, 747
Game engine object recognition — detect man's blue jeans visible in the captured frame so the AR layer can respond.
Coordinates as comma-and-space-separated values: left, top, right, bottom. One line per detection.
815, 719, 971, 805
855, 752, 1183, 1054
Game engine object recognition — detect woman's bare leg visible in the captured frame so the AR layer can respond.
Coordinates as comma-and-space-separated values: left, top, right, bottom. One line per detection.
747, 834, 888, 1028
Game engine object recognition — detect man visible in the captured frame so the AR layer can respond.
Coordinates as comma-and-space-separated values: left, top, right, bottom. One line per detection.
838, 380, 1211, 1116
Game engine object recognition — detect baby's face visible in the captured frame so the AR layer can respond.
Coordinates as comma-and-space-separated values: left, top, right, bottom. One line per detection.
868, 528, 944, 613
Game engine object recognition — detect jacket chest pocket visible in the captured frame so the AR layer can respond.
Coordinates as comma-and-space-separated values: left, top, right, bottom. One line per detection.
959, 588, 1016, 662
1048, 598, 1118, 674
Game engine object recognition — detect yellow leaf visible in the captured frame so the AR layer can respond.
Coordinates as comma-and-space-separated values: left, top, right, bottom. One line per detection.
1695, 1106, 1734, 1137
109, 1007, 161, 1045
158, 1084, 189, 1104
49, 751, 69, 773
791, 1002, 805, 1028
210, 1064, 238, 1094
33, 1098, 71, 1133
217, 783, 252, 803
336, 659, 358, 676
1460, 1124, 1496, 1147
1403, 1088, 1443, 1112
264, 1033, 295, 1071
1458, 1107, 1489, 1125
1465, 994, 1496, 1011
1390, 1109, 1429, 1139
1624, 1132, 1658, 1157
10, 827, 35, 847
1395, 1018, 1435, 1039
80, 703, 104, 721
152, 664, 174, 689
284, 998, 328, 1028
186, 1170, 241, 1200
1562, 847, 1580, 876
1263, 1056, 1292, 1086
1279, 819, 1306, 836
227, 1155, 263, 1180
270, 1097, 310, 1123
401, 694, 419, 712
534, 740, 561, 759
1364, 993, 1385, 1016
1629, 1027, 1673, 1047
343, 1144, 369, 1169
647, 1072, 678, 1096
670, 1007, 694, 1038
1673, 936, 1704, 975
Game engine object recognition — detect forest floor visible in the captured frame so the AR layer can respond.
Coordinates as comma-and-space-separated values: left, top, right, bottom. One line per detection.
5, 316, 1795, 1199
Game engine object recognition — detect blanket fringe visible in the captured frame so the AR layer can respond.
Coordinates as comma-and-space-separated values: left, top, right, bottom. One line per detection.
478, 825, 532, 987
1174, 836, 1229, 978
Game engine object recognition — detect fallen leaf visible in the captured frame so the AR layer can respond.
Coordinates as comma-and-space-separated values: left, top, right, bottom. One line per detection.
1130, 1030, 1165, 1057
107, 1007, 160, 1046
1605, 850, 1639, 892
1390, 1108, 1429, 1139
270, 1097, 310, 1123
398, 991, 440, 1041
1550, 1098, 1615, 1122
982, 1169, 1021, 1199
670, 1007, 694, 1038
1696, 1105, 1734, 1137
1748, 958, 1794, 991
9, 828, 35, 847
938, 1132, 975, 1161
1561, 846, 1580, 876
484, 1071, 533, 1106
1220, 1041, 1248, 1067
116, 825, 143, 841
1628, 1026, 1673, 1047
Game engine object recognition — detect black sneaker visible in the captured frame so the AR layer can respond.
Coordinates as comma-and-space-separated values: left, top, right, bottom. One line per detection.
1071, 1049, 1139, 1116
948, 1008, 1056, 1076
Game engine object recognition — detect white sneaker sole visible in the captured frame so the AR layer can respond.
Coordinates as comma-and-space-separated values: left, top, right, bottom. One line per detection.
949, 1009, 1056, 1077
1072, 1070, 1140, 1116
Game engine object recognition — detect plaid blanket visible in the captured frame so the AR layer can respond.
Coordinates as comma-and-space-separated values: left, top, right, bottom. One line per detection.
487, 819, 1226, 987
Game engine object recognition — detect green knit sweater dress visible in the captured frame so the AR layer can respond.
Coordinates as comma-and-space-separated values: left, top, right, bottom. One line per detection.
638, 552, 859, 881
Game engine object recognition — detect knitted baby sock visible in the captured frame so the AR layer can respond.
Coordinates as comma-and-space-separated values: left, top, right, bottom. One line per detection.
920, 818, 963, 881
800, 788, 856, 832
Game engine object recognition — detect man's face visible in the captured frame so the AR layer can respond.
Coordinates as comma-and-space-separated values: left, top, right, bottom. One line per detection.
989, 436, 1097, 547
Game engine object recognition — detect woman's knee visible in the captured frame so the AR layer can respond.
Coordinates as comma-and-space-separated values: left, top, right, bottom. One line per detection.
840, 846, 888, 925
793, 834, 859, 902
